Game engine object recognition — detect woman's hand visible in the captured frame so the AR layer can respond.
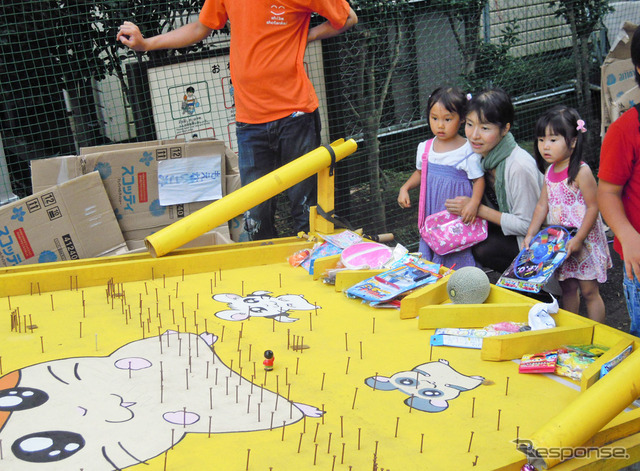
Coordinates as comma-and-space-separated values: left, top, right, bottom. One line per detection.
444, 196, 471, 217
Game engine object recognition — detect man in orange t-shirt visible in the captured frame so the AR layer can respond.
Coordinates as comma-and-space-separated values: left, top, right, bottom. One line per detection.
118, 1, 357, 240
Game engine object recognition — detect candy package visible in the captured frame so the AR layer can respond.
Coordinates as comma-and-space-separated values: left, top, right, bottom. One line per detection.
555, 351, 595, 380
519, 350, 558, 374
566, 344, 609, 358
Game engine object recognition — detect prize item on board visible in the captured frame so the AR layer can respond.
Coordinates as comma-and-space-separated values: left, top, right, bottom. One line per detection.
527, 295, 559, 330
300, 241, 343, 274
497, 226, 573, 293
430, 327, 513, 350
340, 242, 394, 270
519, 350, 559, 374
345, 256, 441, 304
317, 230, 363, 249
447, 266, 491, 304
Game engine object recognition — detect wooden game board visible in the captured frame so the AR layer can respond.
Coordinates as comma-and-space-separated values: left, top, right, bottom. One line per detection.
2, 238, 640, 470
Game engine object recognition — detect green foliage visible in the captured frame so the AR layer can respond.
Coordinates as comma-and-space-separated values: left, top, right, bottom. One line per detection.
549, 0, 613, 38
95, 0, 215, 66
548, 0, 612, 165
349, 0, 412, 18
462, 23, 521, 91
0, 1, 105, 84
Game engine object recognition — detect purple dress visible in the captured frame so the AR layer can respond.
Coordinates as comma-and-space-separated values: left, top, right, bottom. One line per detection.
418, 160, 477, 269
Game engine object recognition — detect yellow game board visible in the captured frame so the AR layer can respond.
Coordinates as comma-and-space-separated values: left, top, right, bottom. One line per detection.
2, 139, 640, 470
1, 239, 640, 471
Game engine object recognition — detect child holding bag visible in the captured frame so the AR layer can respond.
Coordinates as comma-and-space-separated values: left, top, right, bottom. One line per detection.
397, 87, 485, 268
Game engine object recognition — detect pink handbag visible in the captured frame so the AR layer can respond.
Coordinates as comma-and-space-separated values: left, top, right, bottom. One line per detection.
421, 209, 488, 256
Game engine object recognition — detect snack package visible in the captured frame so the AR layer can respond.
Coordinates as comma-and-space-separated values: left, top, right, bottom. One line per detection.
567, 344, 609, 358
519, 350, 558, 374
288, 248, 311, 267
555, 351, 595, 380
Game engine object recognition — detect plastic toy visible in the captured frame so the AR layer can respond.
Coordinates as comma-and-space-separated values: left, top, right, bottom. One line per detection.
263, 350, 275, 371
497, 226, 573, 293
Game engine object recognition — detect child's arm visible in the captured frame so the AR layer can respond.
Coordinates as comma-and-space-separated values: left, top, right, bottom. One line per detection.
398, 170, 421, 208
566, 166, 599, 257
599, 180, 640, 280
523, 183, 549, 249
460, 176, 485, 224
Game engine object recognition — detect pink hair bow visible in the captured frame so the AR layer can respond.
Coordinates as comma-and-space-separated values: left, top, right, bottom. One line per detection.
576, 119, 587, 133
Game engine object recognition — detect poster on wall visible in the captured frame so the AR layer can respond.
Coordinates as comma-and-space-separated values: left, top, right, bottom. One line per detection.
146, 42, 330, 151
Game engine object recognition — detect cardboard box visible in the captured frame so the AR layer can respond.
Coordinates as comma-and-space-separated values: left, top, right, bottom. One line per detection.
601, 22, 638, 134
124, 224, 232, 253
0, 172, 126, 267
31, 140, 239, 235
79, 139, 185, 155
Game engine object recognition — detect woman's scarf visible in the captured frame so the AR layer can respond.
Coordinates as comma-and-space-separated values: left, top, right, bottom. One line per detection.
481, 131, 516, 213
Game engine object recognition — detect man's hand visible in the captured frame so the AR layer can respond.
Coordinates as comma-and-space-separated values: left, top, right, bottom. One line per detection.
117, 21, 147, 52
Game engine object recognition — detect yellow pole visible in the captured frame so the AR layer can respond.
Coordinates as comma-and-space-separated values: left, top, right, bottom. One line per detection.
521, 347, 640, 468
145, 139, 358, 257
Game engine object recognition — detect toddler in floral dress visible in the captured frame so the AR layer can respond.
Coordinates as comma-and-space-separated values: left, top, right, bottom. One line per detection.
524, 105, 611, 322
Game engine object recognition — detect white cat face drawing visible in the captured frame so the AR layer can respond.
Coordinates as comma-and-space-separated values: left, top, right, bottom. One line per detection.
0, 331, 317, 470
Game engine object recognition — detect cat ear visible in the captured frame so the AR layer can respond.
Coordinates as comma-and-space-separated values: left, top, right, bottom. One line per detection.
364, 376, 397, 391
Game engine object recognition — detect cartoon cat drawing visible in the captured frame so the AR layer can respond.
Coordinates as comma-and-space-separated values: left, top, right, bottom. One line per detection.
0, 331, 322, 469
364, 359, 484, 412
213, 291, 318, 323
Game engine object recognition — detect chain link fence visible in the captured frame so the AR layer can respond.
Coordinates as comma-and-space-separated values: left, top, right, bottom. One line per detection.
1, 0, 637, 250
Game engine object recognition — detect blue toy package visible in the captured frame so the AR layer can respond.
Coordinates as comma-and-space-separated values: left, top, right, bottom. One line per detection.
497, 226, 573, 293
345, 257, 441, 304
300, 241, 342, 275
317, 230, 362, 249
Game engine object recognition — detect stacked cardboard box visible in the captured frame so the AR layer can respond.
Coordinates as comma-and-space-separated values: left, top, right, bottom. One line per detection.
0, 172, 127, 267
601, 22, 640, 134
31, 139, 244, 255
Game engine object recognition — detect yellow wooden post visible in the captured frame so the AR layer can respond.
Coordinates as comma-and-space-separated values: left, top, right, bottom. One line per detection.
145, 139, 357, 257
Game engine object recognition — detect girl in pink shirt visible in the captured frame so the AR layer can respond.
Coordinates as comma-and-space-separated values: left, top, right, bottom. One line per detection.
525, 105, 611, 322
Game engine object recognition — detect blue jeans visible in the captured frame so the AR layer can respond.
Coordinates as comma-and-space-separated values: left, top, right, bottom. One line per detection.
623, 265, 640, 337
236, 110, 320, 240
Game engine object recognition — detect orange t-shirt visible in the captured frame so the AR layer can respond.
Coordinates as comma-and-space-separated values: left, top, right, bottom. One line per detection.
200, 0, 350, 124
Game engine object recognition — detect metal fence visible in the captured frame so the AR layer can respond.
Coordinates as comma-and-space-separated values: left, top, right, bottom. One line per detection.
1, 0, 637, 251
